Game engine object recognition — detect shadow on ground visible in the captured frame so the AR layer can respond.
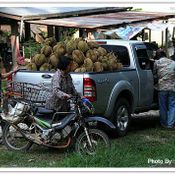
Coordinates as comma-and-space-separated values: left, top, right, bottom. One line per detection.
130, 115, 160, 132
105, 110, 161, 138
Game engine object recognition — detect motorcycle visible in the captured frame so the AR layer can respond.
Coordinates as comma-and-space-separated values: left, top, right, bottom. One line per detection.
2, 82, 116, 155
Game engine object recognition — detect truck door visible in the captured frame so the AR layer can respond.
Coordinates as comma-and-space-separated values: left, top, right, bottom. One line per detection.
133, 44, 154, 108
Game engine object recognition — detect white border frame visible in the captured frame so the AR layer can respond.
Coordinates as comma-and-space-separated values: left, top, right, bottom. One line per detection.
0, 1, 175, 174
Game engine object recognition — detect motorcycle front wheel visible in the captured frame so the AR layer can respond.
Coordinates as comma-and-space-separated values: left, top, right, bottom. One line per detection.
75, 129, 110, 155
2, 122, 33, 151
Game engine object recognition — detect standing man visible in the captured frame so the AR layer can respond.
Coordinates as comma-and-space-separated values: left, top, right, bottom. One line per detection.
153, 49, 175, 129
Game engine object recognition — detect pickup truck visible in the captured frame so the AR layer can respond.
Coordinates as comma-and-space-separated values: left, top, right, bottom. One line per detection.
13, 39, 158, 136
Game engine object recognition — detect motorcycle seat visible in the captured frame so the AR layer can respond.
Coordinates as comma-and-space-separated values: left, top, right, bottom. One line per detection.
37, 107, 55, 114
52, 113, 76, 129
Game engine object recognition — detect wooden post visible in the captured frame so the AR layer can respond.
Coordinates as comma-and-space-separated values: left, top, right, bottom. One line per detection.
173, 26, 175, 39
165, 21, 169, 55
55, 26, 61, 41
148, 29, 151, 42
47, 26, 53, 37
141, 29, 145, 41
24, 22, 31, 41
11, 20, 18, 67
161, 30, 164, 48
79, 29, 84, 38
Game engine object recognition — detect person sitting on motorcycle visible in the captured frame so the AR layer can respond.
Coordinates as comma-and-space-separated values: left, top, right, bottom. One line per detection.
45, 55, 80, 112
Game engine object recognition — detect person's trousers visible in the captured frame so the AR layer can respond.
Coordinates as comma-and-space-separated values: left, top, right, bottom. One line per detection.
158, 91, 175, 128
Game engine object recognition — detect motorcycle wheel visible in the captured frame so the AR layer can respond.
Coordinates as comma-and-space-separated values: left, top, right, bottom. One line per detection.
2, 122, 33, 151
75, 129, 110, 155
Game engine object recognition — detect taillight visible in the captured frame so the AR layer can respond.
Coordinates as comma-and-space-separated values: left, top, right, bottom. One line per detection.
7, 75, 12, 82
83, 78, 96, 102
96, 41, 107, 45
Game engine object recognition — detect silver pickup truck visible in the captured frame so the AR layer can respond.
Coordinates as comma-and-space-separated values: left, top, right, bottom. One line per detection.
13, 40, 158, 136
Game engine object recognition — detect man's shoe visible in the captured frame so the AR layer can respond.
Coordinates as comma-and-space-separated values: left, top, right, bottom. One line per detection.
162, 126, 175, 130
161, 124, 175, 130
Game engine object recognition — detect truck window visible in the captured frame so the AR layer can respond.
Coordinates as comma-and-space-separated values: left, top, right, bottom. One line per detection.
135, 47, 150, 70
144, 42, 159, 60
101, 45, 130, 67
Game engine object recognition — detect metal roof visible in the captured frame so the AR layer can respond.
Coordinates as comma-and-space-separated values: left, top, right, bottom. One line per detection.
0, 7, 131, 21
27, 11, 175, 29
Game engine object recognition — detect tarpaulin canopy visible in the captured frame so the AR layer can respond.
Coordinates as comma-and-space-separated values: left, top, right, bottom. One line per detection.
103, 21, 175, 40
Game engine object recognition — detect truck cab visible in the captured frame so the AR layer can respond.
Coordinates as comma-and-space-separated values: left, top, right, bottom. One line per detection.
96, 40, 155, 111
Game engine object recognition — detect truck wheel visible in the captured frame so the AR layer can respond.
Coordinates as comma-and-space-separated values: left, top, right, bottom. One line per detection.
113, 98, 131, 137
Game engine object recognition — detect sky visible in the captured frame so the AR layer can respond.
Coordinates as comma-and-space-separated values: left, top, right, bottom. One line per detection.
117, 3, 175, 12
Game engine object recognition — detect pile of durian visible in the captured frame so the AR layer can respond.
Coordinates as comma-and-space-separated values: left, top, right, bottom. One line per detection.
26, 37, 123, 72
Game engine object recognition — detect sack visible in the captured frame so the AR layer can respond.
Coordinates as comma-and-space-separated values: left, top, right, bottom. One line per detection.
11, 102, 30, 116
1, 102, 29, 122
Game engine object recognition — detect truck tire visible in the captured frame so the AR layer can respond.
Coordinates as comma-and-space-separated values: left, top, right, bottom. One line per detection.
113, 98, 131, 137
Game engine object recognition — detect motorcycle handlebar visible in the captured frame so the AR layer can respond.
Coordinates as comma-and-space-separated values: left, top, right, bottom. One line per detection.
68, 95, 83, 106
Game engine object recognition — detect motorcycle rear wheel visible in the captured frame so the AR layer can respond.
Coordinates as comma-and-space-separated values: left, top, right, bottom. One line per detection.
75, 129, 110, 155
2, 122, 33, 151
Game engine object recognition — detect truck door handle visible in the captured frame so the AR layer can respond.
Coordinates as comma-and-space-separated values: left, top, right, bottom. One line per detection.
41, 74, 52, 79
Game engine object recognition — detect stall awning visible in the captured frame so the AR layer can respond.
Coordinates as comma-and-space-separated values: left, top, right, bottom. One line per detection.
26, 11, 175, 29
0, 7, 131, 21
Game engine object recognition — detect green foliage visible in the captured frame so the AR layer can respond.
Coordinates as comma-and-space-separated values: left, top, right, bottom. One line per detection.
0, 31, 11, 43
22, 27, 77, 58
2, 31, 11, 37
59, 28, 78, 42
41, 31, 47, 38
23, 39, 43, 58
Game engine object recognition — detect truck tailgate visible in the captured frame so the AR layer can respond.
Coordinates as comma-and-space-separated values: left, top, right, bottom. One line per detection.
13, 71, 54, 85
13, 71, 84, 95
70, 73, 84, 95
